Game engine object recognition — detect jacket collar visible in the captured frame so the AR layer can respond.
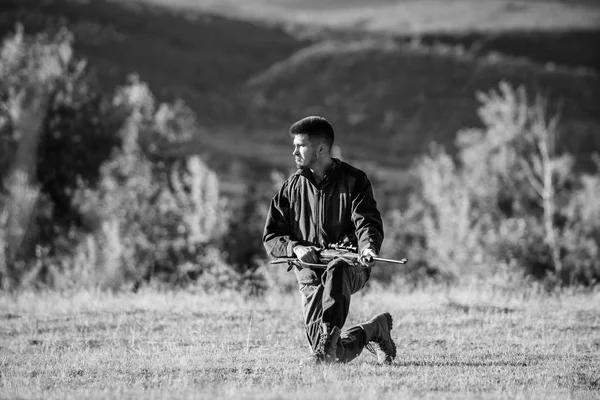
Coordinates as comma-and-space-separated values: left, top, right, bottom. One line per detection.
296, 158, 341, 187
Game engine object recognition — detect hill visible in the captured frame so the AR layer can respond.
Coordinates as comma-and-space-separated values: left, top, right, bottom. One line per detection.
0, 0, 308, 124
1, 0, 599, 188
244, 39, 599, 166
132, 0, 600, 34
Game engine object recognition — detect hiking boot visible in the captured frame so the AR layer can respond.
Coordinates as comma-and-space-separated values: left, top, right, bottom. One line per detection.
302, 323, 341, 365
360, 312, 396, 365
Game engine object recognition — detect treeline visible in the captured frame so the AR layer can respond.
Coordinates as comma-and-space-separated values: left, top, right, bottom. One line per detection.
0, 26, 268, 292
379, 83, 600, 288
0, 27, 598, 292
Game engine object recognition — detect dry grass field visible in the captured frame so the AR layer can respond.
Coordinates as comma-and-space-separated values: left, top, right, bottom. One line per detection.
1, 282, 599, 399
1, 6, 598, 395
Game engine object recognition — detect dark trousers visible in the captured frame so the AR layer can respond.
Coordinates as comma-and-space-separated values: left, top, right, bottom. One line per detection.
295, 258, 370, 363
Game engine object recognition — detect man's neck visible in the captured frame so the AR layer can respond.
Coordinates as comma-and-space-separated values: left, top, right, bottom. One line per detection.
311, 157, 334, 184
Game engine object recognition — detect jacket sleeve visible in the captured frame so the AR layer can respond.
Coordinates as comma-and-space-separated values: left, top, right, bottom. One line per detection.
262, 182, 299, 258
351, 173, 384, 254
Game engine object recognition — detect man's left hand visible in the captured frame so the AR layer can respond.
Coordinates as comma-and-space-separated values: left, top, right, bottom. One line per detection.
359, 248, 377, 268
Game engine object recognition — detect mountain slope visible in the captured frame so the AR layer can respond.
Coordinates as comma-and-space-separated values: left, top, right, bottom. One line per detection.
1, 0, 598, 177
244, 39, 599, 166
0, 0, 309, 124
132, 0, 600, 34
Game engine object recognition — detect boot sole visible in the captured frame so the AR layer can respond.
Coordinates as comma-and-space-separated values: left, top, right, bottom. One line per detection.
380, 312, 397, 364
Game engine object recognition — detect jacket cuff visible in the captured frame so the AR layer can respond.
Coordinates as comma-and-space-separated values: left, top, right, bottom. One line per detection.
287, 240, 298, 257
360, 238, 379, 254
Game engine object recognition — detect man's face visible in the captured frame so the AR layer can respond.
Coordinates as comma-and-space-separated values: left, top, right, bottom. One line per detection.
292, 134, 319, 169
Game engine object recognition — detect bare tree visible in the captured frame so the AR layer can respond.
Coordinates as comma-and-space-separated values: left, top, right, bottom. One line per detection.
457, 82, 567, 275
518, 96, 563, 273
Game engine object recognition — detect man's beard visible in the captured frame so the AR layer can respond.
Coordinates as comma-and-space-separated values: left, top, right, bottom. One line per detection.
296, 152, 318, 169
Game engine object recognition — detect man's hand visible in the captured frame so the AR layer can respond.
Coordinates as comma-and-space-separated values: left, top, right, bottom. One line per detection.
359, 247, 377, 268
293, 245, 320, 264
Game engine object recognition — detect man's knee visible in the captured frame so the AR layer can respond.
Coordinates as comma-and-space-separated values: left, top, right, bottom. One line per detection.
322, 258, 353, 296
325, 258, 351, 276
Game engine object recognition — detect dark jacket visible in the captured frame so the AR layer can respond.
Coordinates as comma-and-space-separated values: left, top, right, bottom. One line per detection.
262, 158, 384, 258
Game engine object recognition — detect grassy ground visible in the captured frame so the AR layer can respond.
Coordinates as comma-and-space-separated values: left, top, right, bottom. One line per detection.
1, 284, 599, 399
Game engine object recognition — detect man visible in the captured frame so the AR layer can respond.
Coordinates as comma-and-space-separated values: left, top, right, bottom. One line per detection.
262, 116, 396, 364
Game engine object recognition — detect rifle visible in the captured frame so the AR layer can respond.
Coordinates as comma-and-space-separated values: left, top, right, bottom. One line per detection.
270, 243, 408, 270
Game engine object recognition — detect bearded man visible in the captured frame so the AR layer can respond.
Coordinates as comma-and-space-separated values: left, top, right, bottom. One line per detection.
262, 116, 396, 364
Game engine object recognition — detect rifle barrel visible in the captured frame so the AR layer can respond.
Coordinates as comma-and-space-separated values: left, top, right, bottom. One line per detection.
270, 257, 408, 265
373, 257, 408, 265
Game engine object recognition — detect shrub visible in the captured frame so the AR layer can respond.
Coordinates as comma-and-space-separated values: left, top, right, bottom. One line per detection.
388, 82, 600, 286
560, 163, 600, 285
221, 183, 269, 275
60, 76, 231, 290
71, 149, 229, 290
0, 25, 246, 291
0, 24, 82, 288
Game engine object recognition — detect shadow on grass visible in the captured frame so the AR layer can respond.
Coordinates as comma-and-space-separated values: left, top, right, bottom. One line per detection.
446, 301, 518, 314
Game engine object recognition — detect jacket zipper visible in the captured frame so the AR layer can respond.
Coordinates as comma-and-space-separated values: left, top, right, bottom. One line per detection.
316, 188, 324, 248
315, 189, 320, 246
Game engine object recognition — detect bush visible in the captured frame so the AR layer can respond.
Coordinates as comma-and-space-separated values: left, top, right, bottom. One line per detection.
221, 183, 269, 275
560, 163, 600, 285
0, 24, 81, 288
71, 150, 229, 290
388, 82, 600, 286
39, 74, 234, 290
0, 25, 253, 291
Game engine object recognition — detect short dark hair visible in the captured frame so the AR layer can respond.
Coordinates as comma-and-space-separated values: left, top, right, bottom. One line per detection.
289, 116, 335, 148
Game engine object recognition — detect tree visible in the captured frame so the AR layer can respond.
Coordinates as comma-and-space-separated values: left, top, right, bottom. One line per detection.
0, 24, 78, 288
391, 82, 599, 285
457, 82, 572, 275
0, 25, 238, 290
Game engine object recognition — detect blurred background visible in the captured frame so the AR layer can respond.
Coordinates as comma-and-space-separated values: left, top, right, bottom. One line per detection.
0, 0, 599, 293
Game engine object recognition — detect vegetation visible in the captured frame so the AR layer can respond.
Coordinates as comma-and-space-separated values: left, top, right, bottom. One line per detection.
0, 286, 598, 399
379, 83, 600, 286
0, 3, 599, 399
0, 0, 308, 127
0, 27, 261, 291
246, 38, 599, 169
1, 3, 599, 291
1, 0, 598, 175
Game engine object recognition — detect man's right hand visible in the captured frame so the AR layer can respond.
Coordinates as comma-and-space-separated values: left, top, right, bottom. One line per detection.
293, 245, 320, 264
